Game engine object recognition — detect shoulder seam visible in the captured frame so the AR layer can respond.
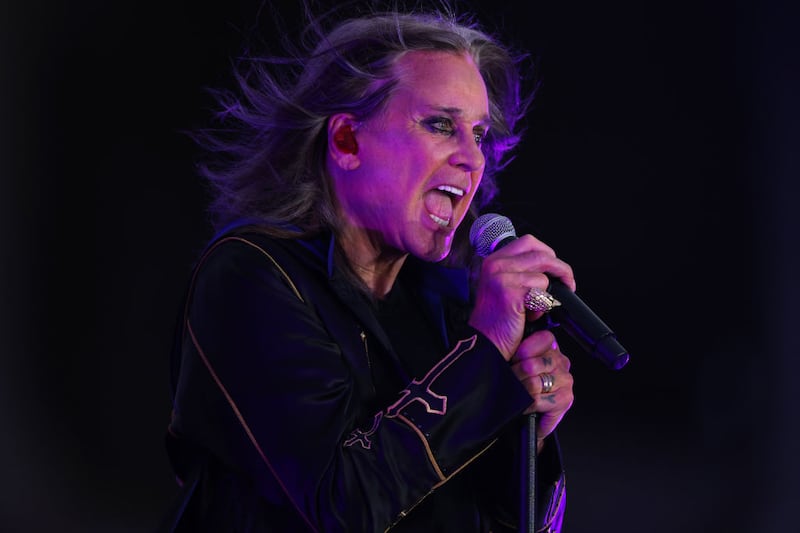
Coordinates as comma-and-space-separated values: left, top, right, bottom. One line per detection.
211, 236, 305, 303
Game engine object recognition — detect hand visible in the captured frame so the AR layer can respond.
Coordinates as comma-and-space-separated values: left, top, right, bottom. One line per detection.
510, 330, 574, 445
468, 234, 575, 361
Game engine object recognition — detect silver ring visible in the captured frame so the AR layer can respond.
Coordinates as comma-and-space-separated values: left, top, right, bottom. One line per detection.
540, 373, 555, 394
523, 287, 561, 313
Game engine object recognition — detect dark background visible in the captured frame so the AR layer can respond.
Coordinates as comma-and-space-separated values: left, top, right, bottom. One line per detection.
2, 0, 798, 531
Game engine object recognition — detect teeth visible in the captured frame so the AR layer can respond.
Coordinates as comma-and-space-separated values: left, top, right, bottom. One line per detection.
437, 185, 465, 197
429, 213, 450, 227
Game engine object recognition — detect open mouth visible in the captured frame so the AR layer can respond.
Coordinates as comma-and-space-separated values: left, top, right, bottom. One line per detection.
425, 184, 465, 228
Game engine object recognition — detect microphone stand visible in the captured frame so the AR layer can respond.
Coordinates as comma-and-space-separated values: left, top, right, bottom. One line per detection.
520, 413, 538, 533
518, 296, 630, 532
519, 317, 553, 533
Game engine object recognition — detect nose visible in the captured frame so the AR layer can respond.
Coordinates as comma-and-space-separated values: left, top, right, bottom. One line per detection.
448, 131, 485, 173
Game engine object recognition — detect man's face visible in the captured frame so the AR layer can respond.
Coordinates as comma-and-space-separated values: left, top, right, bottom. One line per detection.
333, 50, 490, 263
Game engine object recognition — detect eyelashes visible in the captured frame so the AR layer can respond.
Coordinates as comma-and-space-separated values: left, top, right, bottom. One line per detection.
422, 117, 455, 136
422, 116, 488, 146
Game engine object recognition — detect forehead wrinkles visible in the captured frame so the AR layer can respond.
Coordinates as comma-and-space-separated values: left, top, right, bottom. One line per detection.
395, 50, 488, 114
360, 50, 490, 131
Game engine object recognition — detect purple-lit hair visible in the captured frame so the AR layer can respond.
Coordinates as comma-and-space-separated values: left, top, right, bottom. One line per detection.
195, 5, 532, 264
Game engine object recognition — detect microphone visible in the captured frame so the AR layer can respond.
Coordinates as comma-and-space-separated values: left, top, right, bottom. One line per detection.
469, 213, 630, 370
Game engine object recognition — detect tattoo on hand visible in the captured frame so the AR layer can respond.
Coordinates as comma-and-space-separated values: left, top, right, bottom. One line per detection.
543, 394, 556, 404
542, 356, 552, 368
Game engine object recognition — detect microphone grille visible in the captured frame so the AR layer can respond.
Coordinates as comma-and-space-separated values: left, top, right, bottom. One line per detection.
469, 213, 517, 257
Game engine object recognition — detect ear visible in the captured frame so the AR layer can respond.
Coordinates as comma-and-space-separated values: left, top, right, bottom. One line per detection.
328, 114, 361, 171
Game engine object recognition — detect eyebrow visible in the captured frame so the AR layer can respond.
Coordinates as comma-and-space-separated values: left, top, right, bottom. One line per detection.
430, 105, 492, 128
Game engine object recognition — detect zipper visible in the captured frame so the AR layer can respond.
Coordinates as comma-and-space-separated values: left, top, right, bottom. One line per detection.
360, 328, 377, 395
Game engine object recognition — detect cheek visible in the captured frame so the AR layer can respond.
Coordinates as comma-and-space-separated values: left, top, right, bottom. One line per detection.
471, 169, 485, 189
465, 172, 484, 205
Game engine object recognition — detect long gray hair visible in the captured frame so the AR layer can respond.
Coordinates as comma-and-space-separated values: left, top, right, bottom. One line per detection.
194, 4, 533, 266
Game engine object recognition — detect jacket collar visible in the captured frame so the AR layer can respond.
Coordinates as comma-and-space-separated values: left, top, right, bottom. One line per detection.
298, 231, 472, 369
299, 231, 470, 305
215, 222, 472, 378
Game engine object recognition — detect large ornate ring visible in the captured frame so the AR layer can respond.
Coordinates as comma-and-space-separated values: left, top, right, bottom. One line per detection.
523, 287, 561, 313
540, 373, 555, 394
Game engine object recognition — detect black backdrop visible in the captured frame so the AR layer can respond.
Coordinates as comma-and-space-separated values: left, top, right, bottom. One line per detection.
2, 1, 798, 531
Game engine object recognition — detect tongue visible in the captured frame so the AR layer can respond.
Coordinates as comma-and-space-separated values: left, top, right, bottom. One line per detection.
423, 190, 454, 223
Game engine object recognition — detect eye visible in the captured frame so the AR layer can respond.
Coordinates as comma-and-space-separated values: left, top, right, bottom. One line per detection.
422, 117, 455, 136
473, 128, 488, 146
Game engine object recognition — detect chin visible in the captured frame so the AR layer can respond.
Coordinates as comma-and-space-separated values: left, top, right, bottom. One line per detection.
419, 237, 452, 263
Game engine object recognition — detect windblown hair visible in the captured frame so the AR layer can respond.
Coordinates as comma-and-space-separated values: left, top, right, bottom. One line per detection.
194, 3, 533, 266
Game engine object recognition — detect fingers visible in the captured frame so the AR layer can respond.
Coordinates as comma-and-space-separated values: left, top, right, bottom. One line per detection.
510, 330, 570, 381
476, 233, 575, 321
510, 331, 574, 429
521, 372, 574, 435
481, 234, 576, 292
468, 234, 575, 360
518, 372, 574, 402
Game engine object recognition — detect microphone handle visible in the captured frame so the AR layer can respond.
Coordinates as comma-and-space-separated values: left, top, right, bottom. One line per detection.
545, 277, 630, 370
494, 233, 630, 370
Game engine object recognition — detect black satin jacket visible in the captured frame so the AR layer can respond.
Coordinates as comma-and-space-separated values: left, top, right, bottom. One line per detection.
163, 227, 566, 532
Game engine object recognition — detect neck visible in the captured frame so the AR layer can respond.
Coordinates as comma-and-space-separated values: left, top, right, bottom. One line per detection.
338, 228, 407, 299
